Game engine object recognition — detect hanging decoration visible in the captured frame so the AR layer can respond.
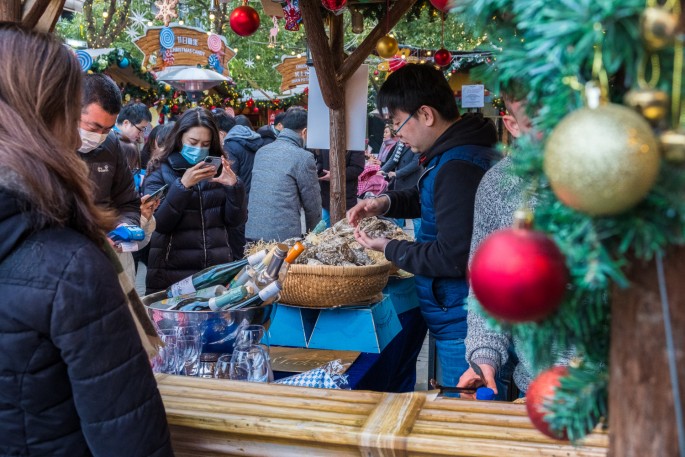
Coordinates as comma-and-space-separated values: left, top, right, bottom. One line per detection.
283, 0, 302, 31
129, 10, 149, 30
322, 0, 347, 14
154, 0, 179, 26
640, 6, 678, 50
118, 56, 131, 68
434, 13, 452, 67
429, 0, 450, 13
376, 35, 399, 58
543, 103, 660, 216
526, 366, 570, 441
207, 33, 223, 53
75, 50, 93, 72
230, 2, 261, 37
163, 48, 175, 66
159, 26, 176, 50
268, 16, 280, 47
470, 210, 569, 323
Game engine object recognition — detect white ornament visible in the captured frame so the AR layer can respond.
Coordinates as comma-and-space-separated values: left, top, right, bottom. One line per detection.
124, 26, 141, 41
129, 10, 149, 30
244, 58, 255, 68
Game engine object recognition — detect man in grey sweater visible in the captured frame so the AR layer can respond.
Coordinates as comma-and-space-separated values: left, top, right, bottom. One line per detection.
245, 107, 322, 242
458, 96, 540, 396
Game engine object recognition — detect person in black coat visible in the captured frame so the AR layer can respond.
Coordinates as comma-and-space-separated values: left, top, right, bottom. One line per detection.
0, 24, 172, 456
144, 108, 246, 293
316, 148, 365, 226
256, 111, 286, 146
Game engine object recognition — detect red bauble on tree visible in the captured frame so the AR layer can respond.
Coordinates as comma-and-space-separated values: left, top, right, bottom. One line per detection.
469, 211, 568, 322
526, 366, 569, 440
322, 0, 347, 14
430, 0, 450, 13
434, 48, 452, 67
229, 5, 260, 37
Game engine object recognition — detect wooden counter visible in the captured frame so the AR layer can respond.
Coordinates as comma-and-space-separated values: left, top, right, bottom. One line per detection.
156, 374, 608, 456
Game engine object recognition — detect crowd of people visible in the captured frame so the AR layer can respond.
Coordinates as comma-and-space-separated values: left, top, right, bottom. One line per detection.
0, 23, 567, 456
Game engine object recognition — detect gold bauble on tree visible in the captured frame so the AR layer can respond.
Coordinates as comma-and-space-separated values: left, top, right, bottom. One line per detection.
544, 104, 660, 216
660, 130, 685, 163
376, 35, 399, 59
641, 7, 678, 50
624, 88, 669, 126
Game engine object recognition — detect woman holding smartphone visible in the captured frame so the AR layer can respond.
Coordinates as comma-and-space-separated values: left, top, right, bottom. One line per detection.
143, 107, 246, 294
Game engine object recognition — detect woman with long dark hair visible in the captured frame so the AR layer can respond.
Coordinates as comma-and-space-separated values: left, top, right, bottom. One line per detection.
143, 107, 246, 293
0, 23, 171, 456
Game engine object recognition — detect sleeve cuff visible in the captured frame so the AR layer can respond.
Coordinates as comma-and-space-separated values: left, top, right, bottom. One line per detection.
470, 348, 501, 371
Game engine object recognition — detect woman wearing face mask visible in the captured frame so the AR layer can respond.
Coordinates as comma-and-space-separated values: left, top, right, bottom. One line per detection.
143, 108, 246, 294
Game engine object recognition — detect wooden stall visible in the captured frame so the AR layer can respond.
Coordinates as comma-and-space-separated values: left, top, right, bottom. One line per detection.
156, 374, 608, 456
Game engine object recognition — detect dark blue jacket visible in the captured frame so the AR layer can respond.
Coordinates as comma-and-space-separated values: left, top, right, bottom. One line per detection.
143, 152, 247, 293
383, 115, 497, 339
0, 188, 172, 456
224, 126, 266, 196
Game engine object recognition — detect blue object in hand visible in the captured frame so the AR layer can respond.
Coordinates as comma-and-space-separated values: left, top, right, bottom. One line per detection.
108, 224, 145, 242
476, 387, 496, 401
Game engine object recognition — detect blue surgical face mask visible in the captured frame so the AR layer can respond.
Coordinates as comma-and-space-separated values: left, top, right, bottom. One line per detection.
180, 143, 209, 164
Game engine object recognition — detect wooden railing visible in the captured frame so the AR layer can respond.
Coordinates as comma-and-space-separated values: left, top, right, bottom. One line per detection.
156, 374, 608, 456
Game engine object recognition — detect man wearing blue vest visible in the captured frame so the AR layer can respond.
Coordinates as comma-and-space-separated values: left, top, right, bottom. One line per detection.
348, 64, 498, 389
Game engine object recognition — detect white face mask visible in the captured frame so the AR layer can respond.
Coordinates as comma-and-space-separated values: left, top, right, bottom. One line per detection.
78, 128, 109, 153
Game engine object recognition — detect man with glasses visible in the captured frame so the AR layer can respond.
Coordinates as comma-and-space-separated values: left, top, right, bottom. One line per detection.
78, 74, 140, 230
348, 64, 498, 392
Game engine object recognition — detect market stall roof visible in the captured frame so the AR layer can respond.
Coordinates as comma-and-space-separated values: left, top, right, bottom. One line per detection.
83, 48, 154, 89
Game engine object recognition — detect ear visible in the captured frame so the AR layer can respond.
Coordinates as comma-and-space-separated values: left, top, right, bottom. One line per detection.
421, 106, 437, 127
502, 114, 521, 138
300, 127, 307, 140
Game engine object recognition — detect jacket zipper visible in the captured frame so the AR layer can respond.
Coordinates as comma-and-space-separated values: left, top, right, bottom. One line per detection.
416, 164, 436, 190
165, 234, 174, 262
199, 185, 207, 268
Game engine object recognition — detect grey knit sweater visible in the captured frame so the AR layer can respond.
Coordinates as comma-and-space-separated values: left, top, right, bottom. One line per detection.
465, 156, 547, 392
245, 129, 322, 242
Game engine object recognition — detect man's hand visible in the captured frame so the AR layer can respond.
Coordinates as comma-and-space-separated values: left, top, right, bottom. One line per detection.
181, 161, 217, 188
318, 169, 331, 182
346, 196, 390, 227
388, 171, 396, 179
140, 194, 160, 220
456, 363, 497, 400
212, 156, 238, 187
354, 226, 390, 252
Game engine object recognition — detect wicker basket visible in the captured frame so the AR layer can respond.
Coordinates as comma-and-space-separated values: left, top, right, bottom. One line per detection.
279, 261, 392, 308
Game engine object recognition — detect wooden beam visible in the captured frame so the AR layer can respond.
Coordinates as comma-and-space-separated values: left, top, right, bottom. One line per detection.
0, 0, 22, 22
338, 0, 418, 84
299, 0, 344, 110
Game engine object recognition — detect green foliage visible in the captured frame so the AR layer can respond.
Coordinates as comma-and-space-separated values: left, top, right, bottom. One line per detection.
457, 0, 685, 442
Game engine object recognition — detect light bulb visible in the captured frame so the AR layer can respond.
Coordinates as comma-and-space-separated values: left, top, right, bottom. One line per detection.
179, 19, 184, 25
209, 13, 215, 19
102, 11, 108, 18
147, 21, 153, 26
256, 55, 261, 59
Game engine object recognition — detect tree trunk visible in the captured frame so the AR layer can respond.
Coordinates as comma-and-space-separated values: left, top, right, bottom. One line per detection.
609, 248, 685, 456
0, 0, 22, 22
329, 106, 347, 224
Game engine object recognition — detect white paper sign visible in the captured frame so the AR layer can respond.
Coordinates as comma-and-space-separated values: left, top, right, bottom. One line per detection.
461, 84, 485, 108
306, 65, 369, 151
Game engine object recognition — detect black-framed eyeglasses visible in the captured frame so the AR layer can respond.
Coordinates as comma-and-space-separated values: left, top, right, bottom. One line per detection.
132, 123, 145, 133
390, 109, 417, 136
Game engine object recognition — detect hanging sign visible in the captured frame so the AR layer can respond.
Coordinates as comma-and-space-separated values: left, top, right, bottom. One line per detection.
275, 56, 309, 93
134, 25, 235, 76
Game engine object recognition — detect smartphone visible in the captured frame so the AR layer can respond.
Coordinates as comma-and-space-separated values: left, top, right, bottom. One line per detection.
148, 184, 168, 202
204, 156, 223, 177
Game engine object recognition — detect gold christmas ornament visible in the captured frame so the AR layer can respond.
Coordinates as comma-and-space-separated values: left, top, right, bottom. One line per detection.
376, 35, 399, 59
660, 129, 685, 163
624, 88, 669, 126
640, 7, 678, 50
544, 104, 660, 216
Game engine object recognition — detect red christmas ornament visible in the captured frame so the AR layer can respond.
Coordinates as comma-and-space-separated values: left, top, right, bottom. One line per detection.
229, 5, 260, 37
171, 104, 179, 114
526, 366, 569, 441
434, 48, 452, 67
469, 215, 568, 322
253, 107, 259, 113
246, 98, 254, 108
321, 0, 347, 13
430, 0, 450, 13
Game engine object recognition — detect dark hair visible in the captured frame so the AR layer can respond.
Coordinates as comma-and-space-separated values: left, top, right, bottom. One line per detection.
234, 115, 253, 129
212, 109, 236, 133
274, 112, 287, 125
147, 108, 223, 173
141, 122, 175, 168
0, 23, 116, 243
117, 102, 152, 125
281, 107, 307, 131
376, 64, 459, 121
82, 74, 122, 115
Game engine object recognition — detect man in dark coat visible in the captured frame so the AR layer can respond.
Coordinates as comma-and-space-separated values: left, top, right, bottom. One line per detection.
256, 111, 286, 146
78, 74, 140, 227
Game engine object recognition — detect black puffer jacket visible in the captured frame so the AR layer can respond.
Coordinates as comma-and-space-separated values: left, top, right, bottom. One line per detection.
0, 188, 172, 456
143, 152, 247, 293
223, 126, 265, 196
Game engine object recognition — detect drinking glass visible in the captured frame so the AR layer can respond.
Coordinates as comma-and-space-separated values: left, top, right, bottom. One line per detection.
152, 340, 178, 374
177, 334, 202, 376
235, 325, 272, 381
214, 354, 233, 379
229, 344, 270, 382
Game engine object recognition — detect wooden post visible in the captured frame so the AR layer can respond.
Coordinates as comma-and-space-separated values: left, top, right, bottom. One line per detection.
609, 248, 685, 456
299, 0, 418, 223
0, 0, 22, 22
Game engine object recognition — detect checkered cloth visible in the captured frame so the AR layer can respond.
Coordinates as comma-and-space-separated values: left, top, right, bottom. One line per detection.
275, 359, 350, 389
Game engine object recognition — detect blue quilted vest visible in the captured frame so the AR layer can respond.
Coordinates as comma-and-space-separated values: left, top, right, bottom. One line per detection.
415, 145, 494, 340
